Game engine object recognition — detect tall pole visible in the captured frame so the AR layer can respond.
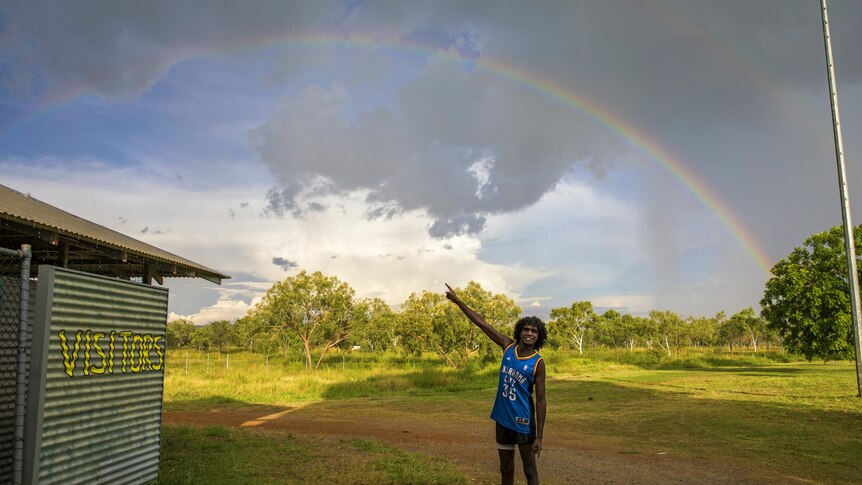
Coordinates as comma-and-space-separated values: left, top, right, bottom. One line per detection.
820, 0, 862, 396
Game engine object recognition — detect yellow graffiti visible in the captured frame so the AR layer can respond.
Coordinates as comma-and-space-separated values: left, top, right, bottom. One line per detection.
108, 332, 115, 373
91, 332, 107, 375
131, 335, 143, 373
120, 331, 132, 373
57, 329, 166, 378
152, 336, 164, 371
59, 330, 82, 378
83, 331, 91, 376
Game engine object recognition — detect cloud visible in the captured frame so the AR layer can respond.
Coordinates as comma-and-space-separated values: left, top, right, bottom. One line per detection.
0, 0, 339, 98
169, 298, 254, 326
250, 59, 614, 238
272, 257, 299, 271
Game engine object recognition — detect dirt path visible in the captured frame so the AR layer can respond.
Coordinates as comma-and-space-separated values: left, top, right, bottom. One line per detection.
164, 402, 816, 485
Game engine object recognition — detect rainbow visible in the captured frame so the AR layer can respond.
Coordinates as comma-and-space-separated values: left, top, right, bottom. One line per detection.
3, 30, 775, 275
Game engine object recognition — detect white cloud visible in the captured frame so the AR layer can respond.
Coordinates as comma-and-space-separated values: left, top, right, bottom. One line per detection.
4, 159, 548, 322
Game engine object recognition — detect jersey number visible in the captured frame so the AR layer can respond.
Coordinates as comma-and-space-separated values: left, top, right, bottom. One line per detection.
502, 376, 518, 401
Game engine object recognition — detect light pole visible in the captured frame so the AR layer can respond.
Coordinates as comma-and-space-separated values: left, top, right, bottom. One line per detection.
820, 0, 862, 396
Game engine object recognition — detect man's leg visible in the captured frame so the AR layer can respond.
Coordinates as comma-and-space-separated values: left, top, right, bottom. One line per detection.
498, 449, 515, 485
518, 443, 538, 485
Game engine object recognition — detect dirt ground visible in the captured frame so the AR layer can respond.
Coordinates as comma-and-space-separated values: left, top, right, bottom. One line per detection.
164, 402, 817, 485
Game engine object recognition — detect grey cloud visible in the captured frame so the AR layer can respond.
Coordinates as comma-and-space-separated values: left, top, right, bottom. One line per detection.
140, 226, 170, 235
428, 213, 487, 238
262, 183, 303, 218
252, 60, 613, 237
365, 203, 401, 221
272, 257, 298, 271
0, 0, 340, 98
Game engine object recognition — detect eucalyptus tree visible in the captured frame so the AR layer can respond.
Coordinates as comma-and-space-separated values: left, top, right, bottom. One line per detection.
204, 319, 236, 353
688, 314, 720, 349
596, 309, 626, 348
351, 297, 399, 352
397, 282, 520, 367
255, 270, 356, 369
166, 318, 196, 348
549, 301, 596, 354
731, 307, 766, 353
649, 310, 686, 356
718, 312, 747, 353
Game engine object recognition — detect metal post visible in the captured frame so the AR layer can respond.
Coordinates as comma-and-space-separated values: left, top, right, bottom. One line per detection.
13, 244, 31, 485
821, 0, 862, 397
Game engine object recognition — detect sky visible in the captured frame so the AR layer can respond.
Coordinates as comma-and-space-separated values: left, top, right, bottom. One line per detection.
1, 0, 861, 324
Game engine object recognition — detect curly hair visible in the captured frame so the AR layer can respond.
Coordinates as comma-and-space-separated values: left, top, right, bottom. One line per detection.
513, 316, 547, 351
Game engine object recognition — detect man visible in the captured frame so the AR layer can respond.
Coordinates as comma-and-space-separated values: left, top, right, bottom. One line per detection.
445, 283, 547, 485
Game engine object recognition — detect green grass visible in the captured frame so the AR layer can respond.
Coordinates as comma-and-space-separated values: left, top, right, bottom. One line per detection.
161, 348, 862, 484
158, 425, 466, 485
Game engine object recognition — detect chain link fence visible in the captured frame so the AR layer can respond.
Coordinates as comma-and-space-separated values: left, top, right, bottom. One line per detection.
0, 246, 31, 485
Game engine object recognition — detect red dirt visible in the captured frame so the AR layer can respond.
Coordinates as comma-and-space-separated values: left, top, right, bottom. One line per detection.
163, 403, 816, 484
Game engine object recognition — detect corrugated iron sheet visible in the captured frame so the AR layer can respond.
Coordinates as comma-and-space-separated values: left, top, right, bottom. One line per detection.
30, 267, 168, 485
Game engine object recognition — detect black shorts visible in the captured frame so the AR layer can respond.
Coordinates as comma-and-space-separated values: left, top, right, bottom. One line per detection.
495, 422, 535, 450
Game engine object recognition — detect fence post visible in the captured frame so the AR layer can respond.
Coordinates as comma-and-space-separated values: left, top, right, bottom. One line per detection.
12, 244, 31, 485
226, 353, 229, 369
185, 352, 189, 374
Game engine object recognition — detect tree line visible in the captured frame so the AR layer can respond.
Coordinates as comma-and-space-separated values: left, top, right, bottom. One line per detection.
169, 224, 862, 367
167, 272, 777, 369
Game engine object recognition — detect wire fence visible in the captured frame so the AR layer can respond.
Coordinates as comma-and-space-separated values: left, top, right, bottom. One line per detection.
0, 245, 31, 485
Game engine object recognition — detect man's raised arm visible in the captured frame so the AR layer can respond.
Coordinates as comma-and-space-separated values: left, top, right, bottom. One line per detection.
445, 283, 513, 349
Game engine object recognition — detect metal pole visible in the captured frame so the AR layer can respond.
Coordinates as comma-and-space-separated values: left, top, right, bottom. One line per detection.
821, 0, 862, 397
13, 244, 31, 485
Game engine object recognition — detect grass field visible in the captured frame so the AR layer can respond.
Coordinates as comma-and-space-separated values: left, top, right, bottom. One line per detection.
159, 349, 862, 484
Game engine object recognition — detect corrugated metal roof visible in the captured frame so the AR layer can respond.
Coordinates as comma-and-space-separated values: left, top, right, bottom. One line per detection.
0, 184, 228, 283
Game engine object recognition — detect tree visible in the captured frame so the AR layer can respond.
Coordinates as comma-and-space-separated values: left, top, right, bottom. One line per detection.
761, 224, 862, 360
549, 301, 596, 354
596, 309, 625, 348
397, 282, 520, 367
621, 315, 646, 352
351, 297, 398, 352
688, 314, 719, 349
255, 270, 356, 369
718, 313, 746, 353
650, 310, 685, 356
204, 320, 236, 353
730, 307, 766, 352
166, 318, 196, 348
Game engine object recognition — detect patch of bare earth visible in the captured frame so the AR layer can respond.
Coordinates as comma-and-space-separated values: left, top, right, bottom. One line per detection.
163, 402, 815, 485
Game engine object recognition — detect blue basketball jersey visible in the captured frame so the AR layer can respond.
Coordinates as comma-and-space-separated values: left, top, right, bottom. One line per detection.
490, 343, 543, 434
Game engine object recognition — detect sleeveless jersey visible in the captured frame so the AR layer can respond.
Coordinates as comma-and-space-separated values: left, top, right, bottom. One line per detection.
490, 343, 543, 435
